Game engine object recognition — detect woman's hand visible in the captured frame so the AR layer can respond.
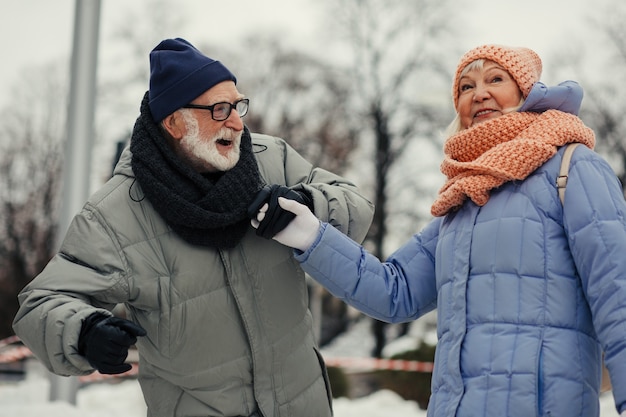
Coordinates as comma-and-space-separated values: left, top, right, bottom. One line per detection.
252, 197, 321, 251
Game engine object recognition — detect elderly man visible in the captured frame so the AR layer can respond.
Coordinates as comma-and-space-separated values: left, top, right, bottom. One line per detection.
13, 38, 373, 417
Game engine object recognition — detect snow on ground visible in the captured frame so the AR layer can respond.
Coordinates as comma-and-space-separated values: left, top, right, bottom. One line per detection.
0, 367, 619, 417
0, 316, 620, 416
0, 361, 426, 417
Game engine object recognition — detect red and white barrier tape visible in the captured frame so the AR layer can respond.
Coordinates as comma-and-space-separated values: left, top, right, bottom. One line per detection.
0, 336, 434, 381
79, 363, 139, 383
0, 335, 140, 383
0, 346, 33, 363
0, 335, 21, 349
323, 356, 433, 373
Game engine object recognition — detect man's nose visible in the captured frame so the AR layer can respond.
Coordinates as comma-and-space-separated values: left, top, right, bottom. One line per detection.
224, 109, 244, 131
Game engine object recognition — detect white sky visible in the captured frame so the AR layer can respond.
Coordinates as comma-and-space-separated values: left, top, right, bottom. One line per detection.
2, 0, 597, 109
1, 0, 323, 106
3, 0, 604, 195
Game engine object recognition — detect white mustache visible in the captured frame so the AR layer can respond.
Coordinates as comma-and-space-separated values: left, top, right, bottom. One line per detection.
213, 128, 242, 143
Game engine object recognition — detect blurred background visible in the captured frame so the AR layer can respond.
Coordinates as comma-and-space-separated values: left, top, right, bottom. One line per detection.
1, 0, 625, 414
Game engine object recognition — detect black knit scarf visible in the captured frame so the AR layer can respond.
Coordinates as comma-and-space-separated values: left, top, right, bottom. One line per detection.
130, 92, 265, 248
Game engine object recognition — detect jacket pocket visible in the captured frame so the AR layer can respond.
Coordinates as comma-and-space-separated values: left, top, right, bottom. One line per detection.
537, 343, 544, 416
128, 275, 171, 359
314, 347, 334, 415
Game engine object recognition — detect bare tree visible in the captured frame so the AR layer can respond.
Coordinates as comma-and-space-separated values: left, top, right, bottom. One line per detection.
323, 0, 460, 357
0, 62, 67, 338
96, 0, 186, 178
550, 1, 626, 190
0, 0, 185, 340
327, 0, 458, 252
582, 3, 626, 187
199, 35, 360, 175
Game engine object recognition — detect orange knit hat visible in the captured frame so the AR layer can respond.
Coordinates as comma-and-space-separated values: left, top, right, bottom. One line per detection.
452, 44, 542, 109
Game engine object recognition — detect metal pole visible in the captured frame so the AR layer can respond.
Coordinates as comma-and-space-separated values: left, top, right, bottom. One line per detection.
49, 0, 101, 404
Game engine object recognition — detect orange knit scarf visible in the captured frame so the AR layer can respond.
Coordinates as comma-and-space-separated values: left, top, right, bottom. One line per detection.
431, 110, 596, 217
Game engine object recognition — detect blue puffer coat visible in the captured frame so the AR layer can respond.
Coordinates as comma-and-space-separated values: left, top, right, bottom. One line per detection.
297, 145, 626, 416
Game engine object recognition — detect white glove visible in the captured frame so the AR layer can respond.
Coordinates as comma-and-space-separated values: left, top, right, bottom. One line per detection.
251, 197, 321, 251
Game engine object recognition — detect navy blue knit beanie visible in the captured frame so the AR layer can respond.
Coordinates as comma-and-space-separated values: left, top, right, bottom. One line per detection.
148, 38, 237, 123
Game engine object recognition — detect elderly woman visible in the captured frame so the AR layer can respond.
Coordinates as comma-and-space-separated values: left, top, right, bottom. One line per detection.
251, 45, 626, 417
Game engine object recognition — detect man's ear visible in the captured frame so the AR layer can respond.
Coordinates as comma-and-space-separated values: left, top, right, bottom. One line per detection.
161, 111, 186, 140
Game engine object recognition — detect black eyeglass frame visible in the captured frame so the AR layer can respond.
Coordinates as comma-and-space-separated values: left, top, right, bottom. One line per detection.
182, 98, 249, 121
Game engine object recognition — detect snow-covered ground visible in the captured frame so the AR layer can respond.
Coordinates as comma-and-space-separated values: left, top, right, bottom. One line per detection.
0, 316, 620, 417
0, 364, 426, 417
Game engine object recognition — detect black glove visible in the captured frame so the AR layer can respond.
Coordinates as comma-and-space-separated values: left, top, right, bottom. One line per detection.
78, 313, 146, 374
247, 184, 313, 239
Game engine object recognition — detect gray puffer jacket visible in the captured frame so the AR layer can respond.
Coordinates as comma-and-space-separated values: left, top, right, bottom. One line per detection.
13, 133, 374, 417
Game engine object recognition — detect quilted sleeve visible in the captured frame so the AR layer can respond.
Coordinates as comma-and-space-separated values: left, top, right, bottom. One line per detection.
563, 146, 626, 411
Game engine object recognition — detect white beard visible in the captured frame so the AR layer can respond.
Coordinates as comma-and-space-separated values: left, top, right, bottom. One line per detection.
178, 110, 242, 172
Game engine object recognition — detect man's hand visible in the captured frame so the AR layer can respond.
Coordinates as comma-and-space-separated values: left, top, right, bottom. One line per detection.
78, 314, 146, 374
248, 184, 311, 239
252, 197, 320, 251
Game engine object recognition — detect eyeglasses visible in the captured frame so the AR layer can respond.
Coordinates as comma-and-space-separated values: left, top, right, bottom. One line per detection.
182, 98, 249, 121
